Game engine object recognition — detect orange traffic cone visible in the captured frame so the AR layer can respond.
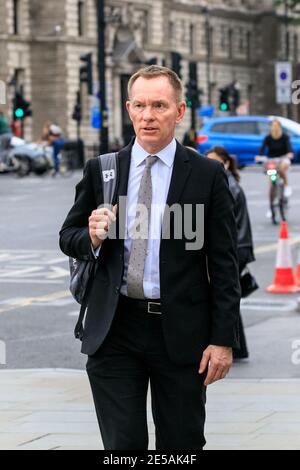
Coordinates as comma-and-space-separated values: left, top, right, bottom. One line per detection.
295, 245, 300, 287
267, 221, 300, 294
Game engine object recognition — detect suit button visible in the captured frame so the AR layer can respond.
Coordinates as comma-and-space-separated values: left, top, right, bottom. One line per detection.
115, 287, 119, 294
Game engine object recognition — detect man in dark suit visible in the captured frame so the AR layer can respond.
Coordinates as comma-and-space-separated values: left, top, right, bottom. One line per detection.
60, 66, 240, 450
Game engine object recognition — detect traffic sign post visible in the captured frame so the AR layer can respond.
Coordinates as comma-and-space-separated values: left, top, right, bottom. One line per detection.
275, 62, 292, 104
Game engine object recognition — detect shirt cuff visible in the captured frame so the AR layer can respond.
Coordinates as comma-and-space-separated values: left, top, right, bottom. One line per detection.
91, 244, 101, 259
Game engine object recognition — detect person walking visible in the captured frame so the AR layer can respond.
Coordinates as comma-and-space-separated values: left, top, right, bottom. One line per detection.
206, 146, 255, 359
47, 124, 65, 176
60, 66, 240, 450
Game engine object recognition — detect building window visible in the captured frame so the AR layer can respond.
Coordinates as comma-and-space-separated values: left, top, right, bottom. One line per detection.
78, 1, 84, 37
169, 21, 174, 46
190, 24, 194, 55
228, 29, 233, 59
246, 31, 251, 60
13, 0, 20, 35
220, 24, 227, 53
238, 27, 245, 55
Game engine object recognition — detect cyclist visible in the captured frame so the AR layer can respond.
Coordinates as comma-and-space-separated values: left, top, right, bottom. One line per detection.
256, 119, 294, 198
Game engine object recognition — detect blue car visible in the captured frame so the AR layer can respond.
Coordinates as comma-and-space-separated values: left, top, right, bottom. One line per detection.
197, 116, 300, 166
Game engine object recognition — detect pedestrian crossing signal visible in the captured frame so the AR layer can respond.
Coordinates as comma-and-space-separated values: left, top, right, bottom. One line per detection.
220, 102, 229, 112
13, 91, 32, 120
219, 87, 230, 112
15, 108, 24, 118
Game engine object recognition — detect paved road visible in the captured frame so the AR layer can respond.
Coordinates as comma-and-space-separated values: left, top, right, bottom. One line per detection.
0, 166, 300, 377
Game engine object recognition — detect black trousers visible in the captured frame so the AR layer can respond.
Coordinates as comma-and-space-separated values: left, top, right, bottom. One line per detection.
86, 300, 206, 450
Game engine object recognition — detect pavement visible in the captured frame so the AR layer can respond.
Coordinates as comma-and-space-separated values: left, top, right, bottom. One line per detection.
1, 369, 300, 450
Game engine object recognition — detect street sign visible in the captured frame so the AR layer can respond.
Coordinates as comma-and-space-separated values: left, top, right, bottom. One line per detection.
276, 86, 291, 105
275, 62, 292, 104
275, 62, 292, 88
91, 106, 101, 129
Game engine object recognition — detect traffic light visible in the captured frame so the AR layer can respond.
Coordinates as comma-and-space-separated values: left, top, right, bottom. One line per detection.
80, 52, 93, 95
145, 57, 157, 66
219, 87, 230, 112
72, 91, 82, 122
13, 91, 32, 120
171, 52, 182, 79
185, 62, 201, 109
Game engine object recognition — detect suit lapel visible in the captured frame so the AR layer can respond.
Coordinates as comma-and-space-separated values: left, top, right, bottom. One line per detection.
114, 140, 133, 241
161, 142, 192, 240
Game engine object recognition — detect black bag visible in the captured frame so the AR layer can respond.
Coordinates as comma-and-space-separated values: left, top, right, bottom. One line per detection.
69, 152, 118, 340
240, 267, 259, 298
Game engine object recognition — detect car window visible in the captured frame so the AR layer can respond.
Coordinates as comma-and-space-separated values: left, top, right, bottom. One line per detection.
224, 121, 258, 134
211, 123, 227, 133
257, 121, 271, 136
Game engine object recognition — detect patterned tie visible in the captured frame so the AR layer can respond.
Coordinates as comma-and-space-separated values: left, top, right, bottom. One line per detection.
127, 155, 158, 299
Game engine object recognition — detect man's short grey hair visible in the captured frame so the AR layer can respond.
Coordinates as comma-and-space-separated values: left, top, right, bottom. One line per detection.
127, 65, 184, 103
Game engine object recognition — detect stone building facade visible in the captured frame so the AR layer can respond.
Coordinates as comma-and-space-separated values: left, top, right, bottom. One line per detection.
0, 0, 299, 146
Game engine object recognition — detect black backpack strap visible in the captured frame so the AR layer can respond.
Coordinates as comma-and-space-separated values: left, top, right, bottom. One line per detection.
74, 152, 119, 341
97, 152, 119, 206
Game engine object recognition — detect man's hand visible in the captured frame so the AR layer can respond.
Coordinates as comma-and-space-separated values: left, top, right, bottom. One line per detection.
198, 345, 233, 386
89, 205, 118, 249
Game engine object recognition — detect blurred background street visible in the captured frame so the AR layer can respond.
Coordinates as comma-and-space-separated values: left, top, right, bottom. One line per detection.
1, 0, 300, 450
0, 166, 299, 377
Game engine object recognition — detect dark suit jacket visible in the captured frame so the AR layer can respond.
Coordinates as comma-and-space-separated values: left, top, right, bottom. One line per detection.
59, 140, 240, 365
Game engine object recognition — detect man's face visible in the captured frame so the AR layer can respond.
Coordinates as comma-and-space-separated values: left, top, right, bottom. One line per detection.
126, 76, 186, 154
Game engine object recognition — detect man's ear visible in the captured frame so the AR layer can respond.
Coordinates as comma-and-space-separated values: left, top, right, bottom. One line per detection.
126, 101, 133, 121
175, 101, 186, 124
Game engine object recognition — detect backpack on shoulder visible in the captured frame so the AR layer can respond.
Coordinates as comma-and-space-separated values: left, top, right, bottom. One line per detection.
69, 152, 119, 340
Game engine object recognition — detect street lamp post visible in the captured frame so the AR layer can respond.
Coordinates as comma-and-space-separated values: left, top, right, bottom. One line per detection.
203, 7, 212, 105
284, 0, 291, 118
96, 0, 109, 154
284, 0, 289, 60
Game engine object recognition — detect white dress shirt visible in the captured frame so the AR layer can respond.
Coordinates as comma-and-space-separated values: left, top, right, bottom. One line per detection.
93, 138, 176, 299
121, 138, 176, 299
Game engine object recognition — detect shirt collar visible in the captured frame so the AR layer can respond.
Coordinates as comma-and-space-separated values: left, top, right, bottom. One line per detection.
132, 138, 176, 168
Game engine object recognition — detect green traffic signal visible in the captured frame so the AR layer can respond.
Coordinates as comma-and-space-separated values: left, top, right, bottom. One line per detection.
186, 99, 193, 108
15, 108, 25, 118
220, 102, 229, 112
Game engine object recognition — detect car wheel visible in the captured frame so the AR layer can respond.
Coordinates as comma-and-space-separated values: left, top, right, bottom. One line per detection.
16, 157, 31, 177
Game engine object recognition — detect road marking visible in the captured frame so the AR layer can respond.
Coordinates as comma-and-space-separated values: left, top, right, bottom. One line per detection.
46, 267, 69, 279
241, 298, 298, 312
0, 290, 70, 315
255, 236, 300, 255
0, 267, 42, 278
0, 250, 69, 282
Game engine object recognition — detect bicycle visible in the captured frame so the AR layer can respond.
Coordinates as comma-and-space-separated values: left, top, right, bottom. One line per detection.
256, 156, 289, 225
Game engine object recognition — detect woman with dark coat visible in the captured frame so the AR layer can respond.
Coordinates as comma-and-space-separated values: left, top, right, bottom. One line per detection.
206, 146, 255, 359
